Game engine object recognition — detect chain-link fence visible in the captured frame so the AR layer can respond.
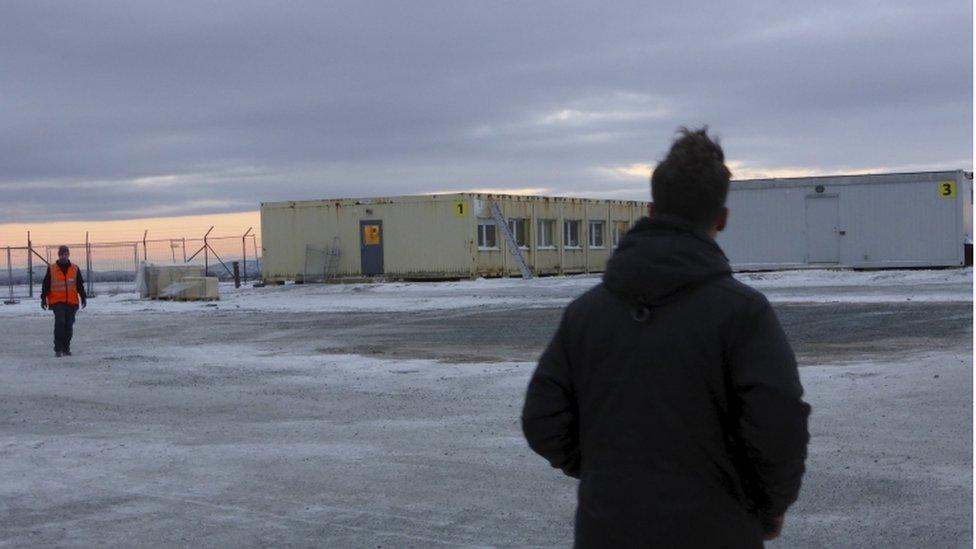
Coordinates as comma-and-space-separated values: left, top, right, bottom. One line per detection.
183, 234, 261, 282
43, 242, 139, 295
303, 246, 329, 283
1, 246, 36, 302
1, 231, 261, 300
302, 238, 340, 283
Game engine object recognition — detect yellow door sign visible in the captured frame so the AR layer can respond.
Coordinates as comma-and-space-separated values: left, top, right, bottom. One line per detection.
938, 181, 957, 199
363, 225, 381, 245
454, 201, 467, 218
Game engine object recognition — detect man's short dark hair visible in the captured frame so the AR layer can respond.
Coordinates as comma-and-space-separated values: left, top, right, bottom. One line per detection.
651, 126, 731, 228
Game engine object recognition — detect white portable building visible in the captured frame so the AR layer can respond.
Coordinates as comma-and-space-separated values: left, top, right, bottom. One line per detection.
719, 170, 973, 270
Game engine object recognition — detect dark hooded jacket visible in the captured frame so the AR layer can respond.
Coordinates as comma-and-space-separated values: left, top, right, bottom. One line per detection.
521, 215, 810, 548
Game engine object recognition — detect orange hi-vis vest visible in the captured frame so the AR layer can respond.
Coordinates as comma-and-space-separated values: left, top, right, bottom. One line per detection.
48, 263, 80, 306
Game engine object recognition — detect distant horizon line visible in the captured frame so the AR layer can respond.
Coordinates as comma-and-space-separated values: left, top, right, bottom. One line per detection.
3, 167, 970, 242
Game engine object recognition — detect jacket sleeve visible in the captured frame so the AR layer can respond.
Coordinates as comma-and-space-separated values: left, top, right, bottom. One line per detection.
727, 294, 810, 521
521, 311, 581, 478
41, 265, 51, 300
75, 268, 87, 301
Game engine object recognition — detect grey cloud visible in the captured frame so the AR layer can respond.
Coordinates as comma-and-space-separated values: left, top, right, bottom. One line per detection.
0, 0, 970, 224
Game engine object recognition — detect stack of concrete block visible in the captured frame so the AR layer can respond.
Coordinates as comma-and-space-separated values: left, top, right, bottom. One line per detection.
137, 264, 216, 300
160, 276, 219, 301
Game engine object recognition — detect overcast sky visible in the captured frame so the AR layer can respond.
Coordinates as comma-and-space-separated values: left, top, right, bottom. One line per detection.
1, 1, 971, 224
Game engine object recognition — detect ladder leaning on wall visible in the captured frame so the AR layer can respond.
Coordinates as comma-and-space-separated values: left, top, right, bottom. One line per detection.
488, 201, 533, 279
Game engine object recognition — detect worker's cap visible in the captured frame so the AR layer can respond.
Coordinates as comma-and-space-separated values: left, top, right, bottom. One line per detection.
58, 245, 69, 255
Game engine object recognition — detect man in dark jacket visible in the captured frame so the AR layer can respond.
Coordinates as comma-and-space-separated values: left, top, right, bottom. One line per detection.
41, 245, 87, 357
522, 128, 810, 547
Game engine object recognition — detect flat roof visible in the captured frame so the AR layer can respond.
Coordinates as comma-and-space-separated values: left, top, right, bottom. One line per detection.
731, 170, 970, 190
261, 192, 649, 209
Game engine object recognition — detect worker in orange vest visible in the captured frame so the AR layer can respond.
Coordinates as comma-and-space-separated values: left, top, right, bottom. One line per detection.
41, 245, 88, 357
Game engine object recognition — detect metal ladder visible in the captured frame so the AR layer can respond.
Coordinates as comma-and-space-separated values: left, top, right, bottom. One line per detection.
324, 236, 341, 280
488, 201, 533, 279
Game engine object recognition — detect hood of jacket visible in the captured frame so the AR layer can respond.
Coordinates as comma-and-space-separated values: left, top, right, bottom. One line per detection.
603, 215, 732, 306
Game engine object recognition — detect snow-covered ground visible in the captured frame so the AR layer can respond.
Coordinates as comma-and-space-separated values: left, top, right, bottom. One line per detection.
0, 328, 970, 546
1, 267, 970, 317
0, 267, 970, 546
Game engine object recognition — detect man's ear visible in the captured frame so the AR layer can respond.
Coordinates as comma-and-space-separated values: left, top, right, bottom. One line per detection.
715, 207, 729, 232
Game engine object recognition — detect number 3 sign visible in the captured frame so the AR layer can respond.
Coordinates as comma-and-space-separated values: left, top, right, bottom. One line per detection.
939, 181, 957, 199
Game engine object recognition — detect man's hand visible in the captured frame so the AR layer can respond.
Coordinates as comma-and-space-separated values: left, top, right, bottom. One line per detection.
761, 514, 784, 541
81, 299, 87, 309
40, 298, 47, 310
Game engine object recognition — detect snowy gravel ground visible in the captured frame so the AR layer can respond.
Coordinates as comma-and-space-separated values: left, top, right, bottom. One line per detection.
1, 267, 970, 317
0, 268, 971, 547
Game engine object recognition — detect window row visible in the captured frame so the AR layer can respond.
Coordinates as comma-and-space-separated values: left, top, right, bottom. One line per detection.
478, 219, 630, 250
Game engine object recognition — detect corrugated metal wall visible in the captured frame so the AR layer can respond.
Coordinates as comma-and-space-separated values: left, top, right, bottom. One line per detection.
962, 176, 973, 244
722, 186, 808, 269
261, 195, 474, 281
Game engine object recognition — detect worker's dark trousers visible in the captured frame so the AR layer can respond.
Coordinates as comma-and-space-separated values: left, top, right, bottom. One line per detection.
51, 304, 78, 353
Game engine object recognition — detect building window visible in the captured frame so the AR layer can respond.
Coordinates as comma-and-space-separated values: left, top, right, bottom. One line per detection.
478, 219, 498, 249
507, 218, 530, 248
612, 221, 629, 248
588, 220, 605, 248
537, 219, 556, 248
564, 219, 581, 248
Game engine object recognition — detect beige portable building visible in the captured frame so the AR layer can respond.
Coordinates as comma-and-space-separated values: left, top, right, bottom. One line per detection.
260, 193, 649, 282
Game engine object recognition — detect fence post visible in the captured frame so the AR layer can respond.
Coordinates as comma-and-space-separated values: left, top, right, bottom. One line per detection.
242, 227, 253, 283
143, 230, 148, 261
202, 226, 213, 277
5, 247, 12, 302
233, 261, 240, 288
252, 235, 259, 278
182, 238, 187, 263
85, 232, 94, 297
27, 231, 33, 298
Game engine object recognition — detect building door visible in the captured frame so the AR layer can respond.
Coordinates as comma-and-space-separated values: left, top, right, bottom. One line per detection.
805, 196, 840, 263
360, 220, 384, 275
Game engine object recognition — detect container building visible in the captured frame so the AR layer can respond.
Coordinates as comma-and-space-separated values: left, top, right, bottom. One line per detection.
261, 170, 972, 282
260, 193, 649, 282
719, 170, 973, 270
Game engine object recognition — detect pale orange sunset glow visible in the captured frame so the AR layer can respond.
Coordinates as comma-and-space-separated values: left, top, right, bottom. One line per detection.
0, 210, 261, 247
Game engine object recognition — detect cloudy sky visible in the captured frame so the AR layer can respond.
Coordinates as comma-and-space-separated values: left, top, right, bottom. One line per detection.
1, 0, 971, 225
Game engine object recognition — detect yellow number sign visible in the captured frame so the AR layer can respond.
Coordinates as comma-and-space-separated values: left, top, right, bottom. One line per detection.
363, 225, 381, 245
939, 181, 957, 199
454, 201, 467, 218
